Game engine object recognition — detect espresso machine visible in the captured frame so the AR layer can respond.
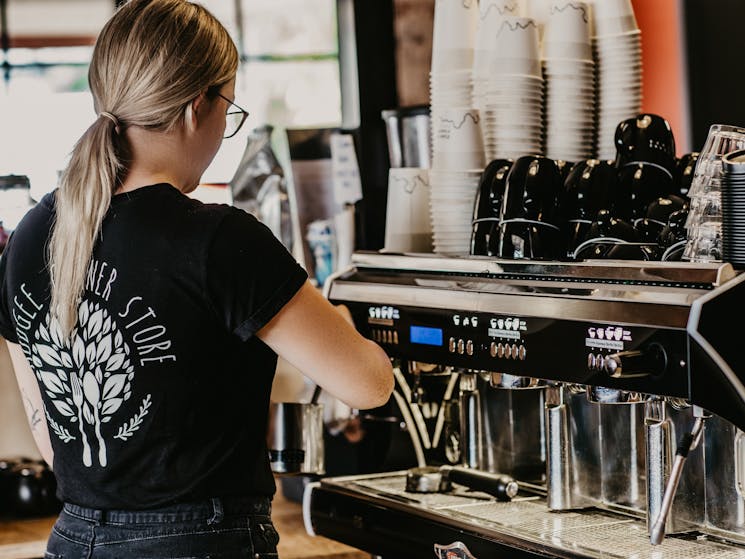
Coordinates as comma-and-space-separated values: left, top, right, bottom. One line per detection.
306, 252, 745, 558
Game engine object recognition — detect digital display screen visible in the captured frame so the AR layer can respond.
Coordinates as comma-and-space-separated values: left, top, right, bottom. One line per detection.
410, 325, 443, 346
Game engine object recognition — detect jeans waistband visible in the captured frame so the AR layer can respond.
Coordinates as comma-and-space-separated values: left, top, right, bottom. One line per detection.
63, 496, 271, 526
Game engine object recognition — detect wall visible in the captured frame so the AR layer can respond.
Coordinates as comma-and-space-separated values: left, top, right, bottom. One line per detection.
0, 341, 41, 460
393, 0, 433, 107
632, 0, 690, 154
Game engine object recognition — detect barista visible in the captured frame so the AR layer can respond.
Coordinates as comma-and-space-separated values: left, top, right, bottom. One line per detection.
0, 0, 393, 557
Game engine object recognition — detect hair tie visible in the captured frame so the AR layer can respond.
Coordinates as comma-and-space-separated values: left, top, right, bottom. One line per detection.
99, 111, 121, 134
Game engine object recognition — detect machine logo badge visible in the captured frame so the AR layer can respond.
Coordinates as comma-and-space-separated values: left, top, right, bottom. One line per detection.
368, 306, 399, 325
434, 541, 478, 559
586, 325, 632, 350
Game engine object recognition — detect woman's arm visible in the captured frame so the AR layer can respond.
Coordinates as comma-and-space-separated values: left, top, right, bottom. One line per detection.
4, 339, 54, 466
258, 281, 393, 410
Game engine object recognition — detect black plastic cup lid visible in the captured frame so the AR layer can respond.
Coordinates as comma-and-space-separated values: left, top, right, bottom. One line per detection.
723, 149, 745, 174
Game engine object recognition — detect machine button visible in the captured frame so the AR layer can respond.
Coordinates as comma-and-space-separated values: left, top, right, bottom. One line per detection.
588, 353, 596, 369
511, 344, 519, 359
497, 343, 505, 358
596, 354, 605, 370
504, 344, 512, 359
393, 331, 399, 344
466, 340, 474, 356
457, 339, 465, 355
490, 342, 498, 357
372, 329, 379, 342
386, 331, 393, 344
518, 345, 527, 360
449, 337, 456, 353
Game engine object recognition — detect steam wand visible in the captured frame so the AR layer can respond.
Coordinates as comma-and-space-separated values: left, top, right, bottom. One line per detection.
649, 405, 709, 545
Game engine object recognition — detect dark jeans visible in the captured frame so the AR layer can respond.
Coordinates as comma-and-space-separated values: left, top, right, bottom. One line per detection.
44, 496, 279, 559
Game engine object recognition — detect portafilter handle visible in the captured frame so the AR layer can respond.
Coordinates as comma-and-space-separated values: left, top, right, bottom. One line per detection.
649, 407, 708, 545
441, 466, 518, 501
604, 344, 667, 379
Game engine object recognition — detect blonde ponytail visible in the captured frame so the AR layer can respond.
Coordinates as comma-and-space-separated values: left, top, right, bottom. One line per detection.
49, 115, 122, 337
47, 0, 239, 339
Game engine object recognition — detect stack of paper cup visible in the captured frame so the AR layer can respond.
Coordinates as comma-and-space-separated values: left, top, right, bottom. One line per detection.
429, 108, 485, 254
384, 168, 433, 253
593, 0, 642, 160
543, 2, 595, 161
473, 0, 527, 118
480, 17, 544, 161
430, 0, 479, 134
429, 168, 484, 254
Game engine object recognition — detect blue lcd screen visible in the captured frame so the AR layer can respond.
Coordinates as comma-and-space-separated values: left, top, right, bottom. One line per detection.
410, 325, 443, 346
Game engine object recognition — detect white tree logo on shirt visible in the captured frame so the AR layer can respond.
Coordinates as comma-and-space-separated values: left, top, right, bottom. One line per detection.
30, 300, 151, 467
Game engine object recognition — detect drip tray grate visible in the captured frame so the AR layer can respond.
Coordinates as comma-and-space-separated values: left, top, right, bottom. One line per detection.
345, 475, 745, 559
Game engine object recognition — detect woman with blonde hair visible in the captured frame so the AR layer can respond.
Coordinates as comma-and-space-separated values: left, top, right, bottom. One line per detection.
0, 0, 393, 556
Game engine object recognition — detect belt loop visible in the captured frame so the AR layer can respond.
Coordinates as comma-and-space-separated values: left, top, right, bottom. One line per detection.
207, 497, 224, 526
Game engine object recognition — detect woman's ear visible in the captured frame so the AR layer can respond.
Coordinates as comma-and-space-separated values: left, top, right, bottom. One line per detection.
184, 91, 206, 132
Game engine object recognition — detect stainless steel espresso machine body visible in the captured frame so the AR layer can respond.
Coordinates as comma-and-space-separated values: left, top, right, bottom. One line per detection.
306, 252, 745, 559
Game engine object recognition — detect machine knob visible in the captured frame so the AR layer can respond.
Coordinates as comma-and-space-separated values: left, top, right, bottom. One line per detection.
504, 344, 512, 359
457, 339, 465, 355
517, 345, 526, 361
603, 344, 667, 378
490, 342, 498, 358
466, 340, 474, 356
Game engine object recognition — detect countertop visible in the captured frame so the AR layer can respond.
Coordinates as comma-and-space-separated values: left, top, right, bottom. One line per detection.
0, 487, 368, 559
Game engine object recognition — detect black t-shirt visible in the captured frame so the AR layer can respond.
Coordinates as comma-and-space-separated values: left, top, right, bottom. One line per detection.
0, 183, 307, 509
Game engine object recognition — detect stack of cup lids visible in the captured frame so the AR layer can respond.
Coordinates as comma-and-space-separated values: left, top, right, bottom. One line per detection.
721, 149, 745, 268
478, 16, 544, 161
593, 0, 643, 160
543, 1, 595, 162
683, 124, 745, 262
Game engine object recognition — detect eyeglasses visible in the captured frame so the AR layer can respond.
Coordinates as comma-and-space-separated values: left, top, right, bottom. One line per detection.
216, 93, 249, 139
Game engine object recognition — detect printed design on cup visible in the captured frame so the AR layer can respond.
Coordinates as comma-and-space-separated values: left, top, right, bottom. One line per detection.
495, 18, 537, 37
550, 2, 589, 23
393, 172, 429, 195
439, 111, 480, 131
480, 1, 519, 20
13, 258, 175, 468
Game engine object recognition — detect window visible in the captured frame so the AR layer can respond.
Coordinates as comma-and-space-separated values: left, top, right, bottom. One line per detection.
0, 0, 342, 198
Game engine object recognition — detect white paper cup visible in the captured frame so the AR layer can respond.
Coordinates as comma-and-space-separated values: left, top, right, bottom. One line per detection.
432, 108, 485, 154
543, 2, 592, 59
384, 168, 433, 253
432, 48, 477, 73
474, 1, 529, 74
594, 12, 639, 38
493, 17, 540, 58
433, 0, 479, 50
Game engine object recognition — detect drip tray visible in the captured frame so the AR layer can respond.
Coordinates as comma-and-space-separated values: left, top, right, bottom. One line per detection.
317, 473, 745, 559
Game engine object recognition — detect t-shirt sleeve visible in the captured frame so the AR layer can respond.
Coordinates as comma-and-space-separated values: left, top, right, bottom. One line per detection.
206, 208, 308, 342
0, 234, 18, 343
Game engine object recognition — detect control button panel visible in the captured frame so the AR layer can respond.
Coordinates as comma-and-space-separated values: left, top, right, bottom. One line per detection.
487, 341, 527, 360
370, 328, 399, 345
448, 338, 476, 356
587, 352, 607, 371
